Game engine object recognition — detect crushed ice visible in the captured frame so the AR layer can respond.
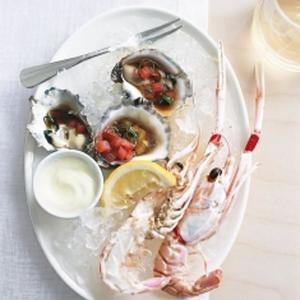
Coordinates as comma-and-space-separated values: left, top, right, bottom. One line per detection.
54, 207, 125, 257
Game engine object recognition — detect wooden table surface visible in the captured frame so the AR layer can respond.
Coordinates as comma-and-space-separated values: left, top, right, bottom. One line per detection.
210, 1, 300, 299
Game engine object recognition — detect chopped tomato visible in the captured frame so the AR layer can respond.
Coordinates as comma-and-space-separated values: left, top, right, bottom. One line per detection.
120, 138, 135, 150
102, 130, 117, 141
150, 70, 161, 81
125, 150, 134, 161
138, 66, 152, 80
151, 82, 164, 93
76, 123, 86, 134
95, 139, 111, 153
165, 89, 176, 100
116, 146, 129, 161
102, 130, 120, 147
110, 136, 122, 148
102, 152, 116, 162
99, 128, 136, 162
102, 130, 121, 147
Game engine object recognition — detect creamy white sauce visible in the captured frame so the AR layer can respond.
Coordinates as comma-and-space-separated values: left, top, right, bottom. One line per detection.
35, 156, 97, 215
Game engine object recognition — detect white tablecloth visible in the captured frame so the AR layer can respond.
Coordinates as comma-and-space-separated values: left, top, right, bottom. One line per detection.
0, 1, 207, 299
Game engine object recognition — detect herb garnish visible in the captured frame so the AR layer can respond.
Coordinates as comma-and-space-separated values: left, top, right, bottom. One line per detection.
113, 120, 138, 143
128, 126, 138, 141
159, 95, 173, 106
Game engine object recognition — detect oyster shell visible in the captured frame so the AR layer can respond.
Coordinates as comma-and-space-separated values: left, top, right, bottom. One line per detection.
28, 87, 92, 151
91, 104, 170, 168
111, 49, 192, 117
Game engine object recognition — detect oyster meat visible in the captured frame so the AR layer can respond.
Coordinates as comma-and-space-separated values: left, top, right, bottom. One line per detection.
91, 104, 170, 167
28, 87, 91, 151
111, 49, 192, 117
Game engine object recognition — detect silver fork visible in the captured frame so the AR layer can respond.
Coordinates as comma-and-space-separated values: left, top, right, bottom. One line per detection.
20, 18, 182, 88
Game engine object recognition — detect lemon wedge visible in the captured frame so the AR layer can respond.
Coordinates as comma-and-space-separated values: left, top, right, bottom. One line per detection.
101, 160, 176, 209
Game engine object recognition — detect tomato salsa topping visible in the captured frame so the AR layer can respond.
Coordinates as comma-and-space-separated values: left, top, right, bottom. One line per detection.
127, 58, 177, 111
95, 118, 156, 162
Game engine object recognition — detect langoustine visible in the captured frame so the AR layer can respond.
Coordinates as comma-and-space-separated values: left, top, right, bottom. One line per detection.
99, 42, 265, 298
153, 60, 265, 297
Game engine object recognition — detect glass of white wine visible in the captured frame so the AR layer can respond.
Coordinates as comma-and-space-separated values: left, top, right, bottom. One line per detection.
252, 0, 300, 72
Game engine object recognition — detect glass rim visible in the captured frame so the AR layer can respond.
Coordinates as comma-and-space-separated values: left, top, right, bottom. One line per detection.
272, 0, 300, 30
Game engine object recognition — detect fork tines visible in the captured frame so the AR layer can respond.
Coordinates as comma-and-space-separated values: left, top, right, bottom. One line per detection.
138, 18, 182, 43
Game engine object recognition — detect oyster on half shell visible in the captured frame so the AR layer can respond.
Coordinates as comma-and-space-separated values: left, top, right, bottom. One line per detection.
111, 49, 192, 117
28, 87, 92, 151
91, 104, 170, 168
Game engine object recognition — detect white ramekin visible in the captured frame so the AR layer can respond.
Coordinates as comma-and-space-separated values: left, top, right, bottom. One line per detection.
33, 150, 103, 218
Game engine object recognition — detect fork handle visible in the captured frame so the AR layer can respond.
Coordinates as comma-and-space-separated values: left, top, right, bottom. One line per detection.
20, 46, 111, 88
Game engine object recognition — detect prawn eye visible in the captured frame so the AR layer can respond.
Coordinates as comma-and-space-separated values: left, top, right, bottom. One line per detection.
208, 168, 222, 182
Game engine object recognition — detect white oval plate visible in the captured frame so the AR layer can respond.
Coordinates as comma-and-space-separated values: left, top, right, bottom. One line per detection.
24, 7, 250, 300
